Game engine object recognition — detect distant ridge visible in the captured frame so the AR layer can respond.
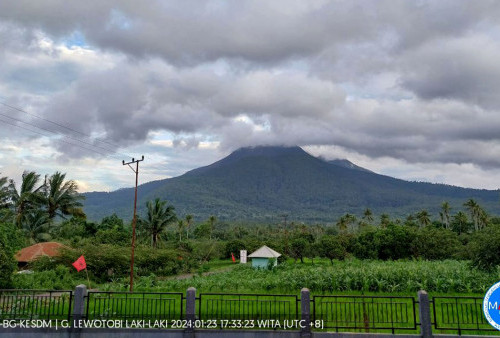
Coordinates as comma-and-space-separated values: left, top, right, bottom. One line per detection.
83, 146, 500, 222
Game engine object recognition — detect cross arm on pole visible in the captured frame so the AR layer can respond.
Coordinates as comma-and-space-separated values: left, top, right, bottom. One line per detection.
120, 155, 144, 292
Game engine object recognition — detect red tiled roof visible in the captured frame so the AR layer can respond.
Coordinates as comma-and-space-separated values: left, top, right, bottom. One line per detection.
15, 242, 67, 262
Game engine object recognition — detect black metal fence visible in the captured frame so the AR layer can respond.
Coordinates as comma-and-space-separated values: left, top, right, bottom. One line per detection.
85, 291, 184, 321
432, 296, 497, 335
198, 293, 299, 322
0, 289, 72, 323
312, 295, 418, 334
3, 288, 500, 335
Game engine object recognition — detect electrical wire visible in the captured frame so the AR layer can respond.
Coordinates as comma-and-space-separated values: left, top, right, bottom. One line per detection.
0, 101, 124, 150
0, 110, 127, 158
0, 101, 135, 159
0, 117, 113, 157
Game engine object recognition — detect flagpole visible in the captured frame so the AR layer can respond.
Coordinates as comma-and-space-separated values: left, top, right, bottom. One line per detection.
85, 268, 91, 290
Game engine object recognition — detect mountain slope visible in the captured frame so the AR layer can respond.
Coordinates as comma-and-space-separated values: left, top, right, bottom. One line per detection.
83, 146, 500, 222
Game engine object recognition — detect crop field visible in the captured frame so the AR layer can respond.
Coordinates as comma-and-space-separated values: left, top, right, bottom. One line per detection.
3, 259, 499, 335
100, 259, 499, 295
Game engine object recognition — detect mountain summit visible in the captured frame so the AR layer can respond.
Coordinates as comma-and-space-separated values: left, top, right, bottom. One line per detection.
83, 146, 500, 222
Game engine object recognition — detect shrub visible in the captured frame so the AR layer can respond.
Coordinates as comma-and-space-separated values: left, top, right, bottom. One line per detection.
224, 240, 246, 258
352, 229, 378, 259
289, 238, 308, 263
13, 265, 79, 290
58, 245, 130, 282
95, 228, 130, 245
469, 225, 500, 271
0, 223, 16, 288
318, 235, 347, 263
99, 214, 125, 230
412, 227, 461, 260
0, 247, 15, 288
192, 240, 224, 262
30, 255, 58, 271
135, 247, 183, 276
375, 225, 414, 260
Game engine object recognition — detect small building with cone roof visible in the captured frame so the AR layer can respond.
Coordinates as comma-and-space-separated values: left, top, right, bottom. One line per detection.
248, 245, 281, 268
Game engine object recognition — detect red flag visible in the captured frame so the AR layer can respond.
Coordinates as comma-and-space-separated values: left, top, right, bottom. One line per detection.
72, 255, 87, 272
231, 252, 236, 263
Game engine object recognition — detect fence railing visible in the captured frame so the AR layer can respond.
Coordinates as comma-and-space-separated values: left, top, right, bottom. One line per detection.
312, 295, 418, 334
2, 287, 500, 335
432, 296, 497, 335
198, 293, 299, 323
85, 291, 184, 321
0, 289, 72, 323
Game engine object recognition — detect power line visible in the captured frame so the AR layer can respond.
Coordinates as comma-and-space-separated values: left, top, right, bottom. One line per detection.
0, 101, 124, 150
0, 117, 114, 158
0, 109, 125, 159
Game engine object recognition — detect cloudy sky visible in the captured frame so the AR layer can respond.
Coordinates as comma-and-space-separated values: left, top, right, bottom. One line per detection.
1, 0, 500, 192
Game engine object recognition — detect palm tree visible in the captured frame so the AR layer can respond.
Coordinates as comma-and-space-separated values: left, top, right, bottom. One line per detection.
44, 172, 84, 221
440, 201, 451, 229
185, 214, 193, 239
452, 211, 468, 235
416, 210, 431, 227
208, 215, 217, 240
380, 214, 390, 228
478, 208, 488, 230
345, 213, 357, 232
9, 171, 45, 227
464, 199, 481, 231
22, 210, 50, 244
141, 198, 176, 248
177, 219, 184, 241
362, 208, 374, 224
405, 214, 417, 227
0, 175, 11, 209
336, 215, 348, 232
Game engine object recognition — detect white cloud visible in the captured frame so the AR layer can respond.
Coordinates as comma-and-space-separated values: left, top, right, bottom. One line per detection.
1, 0, 500, 191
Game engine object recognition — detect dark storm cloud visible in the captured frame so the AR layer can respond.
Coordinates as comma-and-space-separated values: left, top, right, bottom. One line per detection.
0, 1, 375, 65
1, 0, 500, 172
398, 36, 500, 110
3, 1, 498, 66
41, 60, 345, 147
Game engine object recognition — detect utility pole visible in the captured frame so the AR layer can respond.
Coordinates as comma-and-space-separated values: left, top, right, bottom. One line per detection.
122, 155, 144, 292
281, 214, 289, 255
281, 214, 288, 229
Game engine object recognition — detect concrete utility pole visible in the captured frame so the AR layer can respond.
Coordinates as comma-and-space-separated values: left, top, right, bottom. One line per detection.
122, 155, 144, 292
281, 214, 288, 228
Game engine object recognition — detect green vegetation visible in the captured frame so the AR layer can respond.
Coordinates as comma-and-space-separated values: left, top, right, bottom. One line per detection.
82, 146, 500, 222
0, 230, 15, 288
97, 259, 498, 294
3, 165, 500, 337
2, 167, 500, 301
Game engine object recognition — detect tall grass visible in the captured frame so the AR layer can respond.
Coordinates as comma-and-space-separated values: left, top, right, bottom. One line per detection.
102, 259, 500, 294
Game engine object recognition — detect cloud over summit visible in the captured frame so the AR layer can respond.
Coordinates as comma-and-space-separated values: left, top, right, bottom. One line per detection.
1, 0, 500, 190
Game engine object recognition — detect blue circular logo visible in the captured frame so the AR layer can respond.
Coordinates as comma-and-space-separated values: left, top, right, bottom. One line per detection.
483, 281, 500, 331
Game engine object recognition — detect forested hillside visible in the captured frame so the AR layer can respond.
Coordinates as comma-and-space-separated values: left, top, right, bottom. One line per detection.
83, 146, 500, 222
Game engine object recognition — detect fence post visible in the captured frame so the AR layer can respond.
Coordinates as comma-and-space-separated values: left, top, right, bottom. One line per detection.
418, 290, 432, 338
72, 284, 87, 327
184, 287, 196, 338
301, 288, 311, 337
